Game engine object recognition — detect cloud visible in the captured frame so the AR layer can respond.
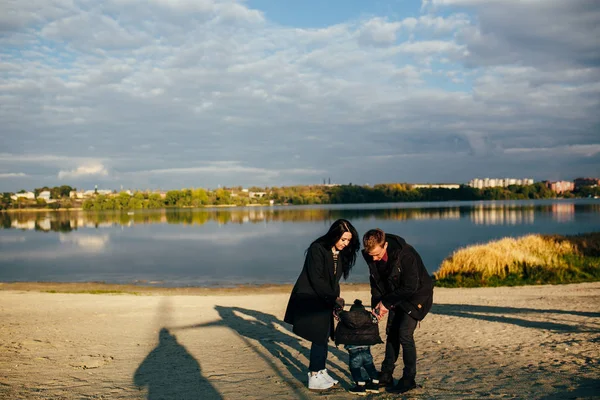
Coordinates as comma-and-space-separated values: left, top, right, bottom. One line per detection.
0, 0, 598, 191
505, 144, 600, 158
357, 17, 402, 45
0, 172, 27, 178
58, 163, 109, 179
41, 12, 150, 50
439, 1, 600, 69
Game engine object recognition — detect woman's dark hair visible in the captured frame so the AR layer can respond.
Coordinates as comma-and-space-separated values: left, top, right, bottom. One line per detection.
311, 218, 360, 279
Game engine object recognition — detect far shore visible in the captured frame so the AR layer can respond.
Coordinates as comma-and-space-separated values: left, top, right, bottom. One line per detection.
3, 197, 598, 213
0, 203, 278, 213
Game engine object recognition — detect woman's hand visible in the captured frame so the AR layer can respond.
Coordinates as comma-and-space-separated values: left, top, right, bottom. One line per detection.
333, 297, 345, 321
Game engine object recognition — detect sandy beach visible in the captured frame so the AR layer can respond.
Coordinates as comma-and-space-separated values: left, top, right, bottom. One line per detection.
1, 282, 599, 399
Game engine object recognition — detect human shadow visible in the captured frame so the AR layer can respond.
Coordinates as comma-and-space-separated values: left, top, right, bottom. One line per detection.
174, 306, 350, 397
433, 304, 600, 332
134, 327, 222, 400
538, 377, 600, 400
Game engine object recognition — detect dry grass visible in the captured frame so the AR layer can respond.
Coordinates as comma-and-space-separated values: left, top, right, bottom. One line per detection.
434, 232, 600, 287
435, 235, 575, 279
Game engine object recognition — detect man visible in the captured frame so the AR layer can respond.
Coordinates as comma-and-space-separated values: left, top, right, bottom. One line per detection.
362, 228, 433, 394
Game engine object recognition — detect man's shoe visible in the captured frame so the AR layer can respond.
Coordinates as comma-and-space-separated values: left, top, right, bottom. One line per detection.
378, 371, 394, 387
320, 369, 339, 385
307, 371, 334, 390
365, 380, 380, 393
386, 377, 417, 394
348, 383, 367, 396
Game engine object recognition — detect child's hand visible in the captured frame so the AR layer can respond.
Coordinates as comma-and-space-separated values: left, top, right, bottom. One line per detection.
333, 309, 340, 321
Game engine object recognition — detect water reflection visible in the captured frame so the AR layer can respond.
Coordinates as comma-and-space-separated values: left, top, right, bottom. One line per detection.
1, 202, 598, 231
470, 205, 535, 225
552, 203, 575, 223
59, 233, 110, 251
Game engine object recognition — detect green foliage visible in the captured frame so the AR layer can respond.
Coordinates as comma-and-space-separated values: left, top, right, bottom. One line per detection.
148, 193, 164, 208
575, 186, 600, 198
33, 185, 74, 199
0, 193, 11, 210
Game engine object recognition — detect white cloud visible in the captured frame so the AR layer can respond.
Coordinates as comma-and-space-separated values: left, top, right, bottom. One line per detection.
358, 17, 402, 45
505, 145, 600, 158
58, 163, 109, 179
0, 172, 27, 178
395, 40, 464, 55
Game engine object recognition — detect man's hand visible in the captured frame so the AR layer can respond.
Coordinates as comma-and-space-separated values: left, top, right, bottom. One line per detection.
373, 301, 389, 320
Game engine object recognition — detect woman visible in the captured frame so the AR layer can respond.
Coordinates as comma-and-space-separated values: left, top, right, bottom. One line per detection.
284, 219, 360, 390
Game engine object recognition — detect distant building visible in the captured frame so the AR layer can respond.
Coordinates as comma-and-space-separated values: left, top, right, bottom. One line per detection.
412, 184, 460, 189
249, 191, 267, 198
80, 189, 112, 197
38, 191, 51, 201
10, 191, 35, 201
574, 177, 600, 189
468, 178, 534, 188
545, 181, 574, 194
70, 191, 85, 199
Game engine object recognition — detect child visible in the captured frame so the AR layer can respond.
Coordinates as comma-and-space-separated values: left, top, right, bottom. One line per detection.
335, 299, 383, 395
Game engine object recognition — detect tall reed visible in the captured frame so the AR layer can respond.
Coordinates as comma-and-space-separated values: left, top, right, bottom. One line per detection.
434, 232, 600, 287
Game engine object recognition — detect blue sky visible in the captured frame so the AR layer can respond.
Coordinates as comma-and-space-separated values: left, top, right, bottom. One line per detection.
0, 0, 599, 192
247, 0, 420, 27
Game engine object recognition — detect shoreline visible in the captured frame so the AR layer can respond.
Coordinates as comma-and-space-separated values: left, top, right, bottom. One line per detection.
0, 281, 371, 295
2, 197, 596, 213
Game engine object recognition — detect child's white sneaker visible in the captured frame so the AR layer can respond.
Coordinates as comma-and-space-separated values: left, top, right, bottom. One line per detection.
308, 371, 334, 390
320, 369, 339, 385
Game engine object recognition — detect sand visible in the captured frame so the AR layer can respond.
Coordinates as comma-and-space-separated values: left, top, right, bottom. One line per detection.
0, 282, 599, 399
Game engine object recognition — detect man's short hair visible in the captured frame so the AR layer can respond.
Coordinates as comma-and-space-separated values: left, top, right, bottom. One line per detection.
363, 229, 386, 251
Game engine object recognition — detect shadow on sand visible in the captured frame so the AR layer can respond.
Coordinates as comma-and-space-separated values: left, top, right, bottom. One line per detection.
134, 327, 222, 400
174, 306, 350, 398
433, 303, 600, 332
134, 296, 222, 400
538, 377, 600, 400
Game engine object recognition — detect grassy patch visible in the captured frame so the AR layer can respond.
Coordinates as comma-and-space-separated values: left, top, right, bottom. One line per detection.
433, 232, 600, 287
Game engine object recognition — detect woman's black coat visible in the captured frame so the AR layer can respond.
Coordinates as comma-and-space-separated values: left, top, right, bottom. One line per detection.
284, 242, 342, 344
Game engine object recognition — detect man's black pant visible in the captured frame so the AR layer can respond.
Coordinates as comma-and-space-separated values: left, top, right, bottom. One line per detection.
381, 310, 418, 379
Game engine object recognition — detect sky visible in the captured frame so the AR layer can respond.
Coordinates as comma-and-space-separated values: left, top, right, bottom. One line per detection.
0, 0, 599, 192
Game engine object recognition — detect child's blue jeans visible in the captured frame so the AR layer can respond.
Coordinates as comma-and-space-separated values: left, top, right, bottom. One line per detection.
346, 345, 379, 383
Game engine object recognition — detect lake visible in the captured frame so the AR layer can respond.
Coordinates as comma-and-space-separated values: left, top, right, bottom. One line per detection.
1, 199, 599, 287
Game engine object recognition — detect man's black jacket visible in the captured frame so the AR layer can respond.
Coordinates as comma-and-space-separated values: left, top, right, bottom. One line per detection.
363, 234, 433, 321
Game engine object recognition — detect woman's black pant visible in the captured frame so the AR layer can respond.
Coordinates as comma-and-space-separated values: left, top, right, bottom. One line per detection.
309, 342, 328, 372
308, 317, 331, 372
381, 310, 418, 379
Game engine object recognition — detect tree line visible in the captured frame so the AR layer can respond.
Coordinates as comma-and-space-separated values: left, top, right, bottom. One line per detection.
2, 183, 599, 211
